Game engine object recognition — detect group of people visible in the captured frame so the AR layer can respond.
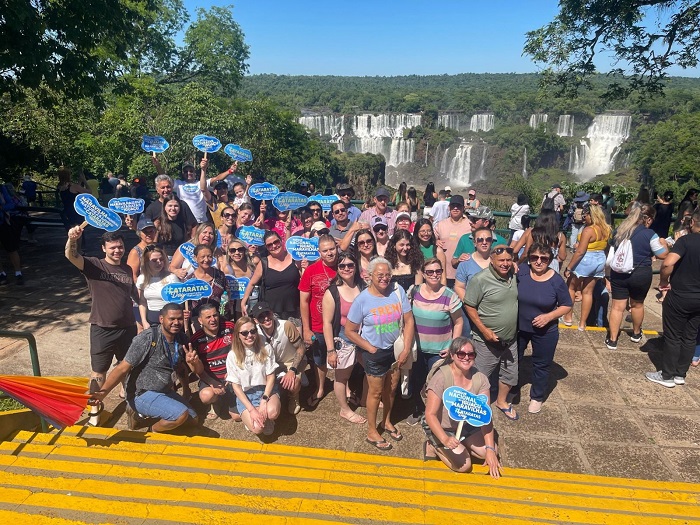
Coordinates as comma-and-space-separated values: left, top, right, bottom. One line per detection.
57, 157, 698, 479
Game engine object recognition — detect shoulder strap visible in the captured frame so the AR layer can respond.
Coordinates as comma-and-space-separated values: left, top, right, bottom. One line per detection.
440, 364, 454, 389
329, 284, 341, 336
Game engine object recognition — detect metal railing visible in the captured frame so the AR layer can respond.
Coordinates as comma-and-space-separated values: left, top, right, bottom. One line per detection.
0, 330, 48, 432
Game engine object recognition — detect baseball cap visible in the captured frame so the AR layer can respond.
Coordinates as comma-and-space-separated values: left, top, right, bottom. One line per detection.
445, 186, 452, 192
396, 212, 411, 222
310, 221, 329, 233
375, 187, 390, 198
214, 180, 228, 190
337, 183, 355, 196
137, 217, 156, 231
372, 216, 388, 229
182, 162, 195, 170
249, 301, 273, 319
552, 183, 562, 189
449, 194, 465, 207
468, 206, 493, 221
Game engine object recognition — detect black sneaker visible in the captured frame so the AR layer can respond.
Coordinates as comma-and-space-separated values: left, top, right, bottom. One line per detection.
605, 337, 618, 350
15, 274, 24, 286
630, 332, 643, 343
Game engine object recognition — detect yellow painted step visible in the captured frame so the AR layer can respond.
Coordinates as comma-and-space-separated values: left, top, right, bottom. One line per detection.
0, 508, 115, 525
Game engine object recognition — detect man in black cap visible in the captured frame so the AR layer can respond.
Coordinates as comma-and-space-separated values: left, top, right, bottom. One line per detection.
542, 183, 566, 223
335, 183, 361, 223
359, 187, 398, 236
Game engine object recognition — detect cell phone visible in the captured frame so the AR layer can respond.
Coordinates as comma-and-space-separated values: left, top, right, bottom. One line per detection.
389, 361, 399, 372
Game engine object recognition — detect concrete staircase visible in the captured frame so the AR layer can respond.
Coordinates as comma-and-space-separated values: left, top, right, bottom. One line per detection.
0, 425, 698, 524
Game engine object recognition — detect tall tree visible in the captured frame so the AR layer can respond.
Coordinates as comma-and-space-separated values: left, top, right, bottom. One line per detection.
523, 1, 700, 99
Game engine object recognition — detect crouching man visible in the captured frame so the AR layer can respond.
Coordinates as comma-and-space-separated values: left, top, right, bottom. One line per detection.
91, 303, 197, 432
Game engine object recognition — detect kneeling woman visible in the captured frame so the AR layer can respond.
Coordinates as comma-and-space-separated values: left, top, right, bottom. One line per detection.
226, 317, 281, 436
423, 337, 502, 479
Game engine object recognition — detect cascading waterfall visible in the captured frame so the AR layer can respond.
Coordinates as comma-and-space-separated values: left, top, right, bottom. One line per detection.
438, 143, 487, 186
470, 114, 494, 132
297, 115, 345, 141
570, 114, 632, 181
557, 115, 574, 137
345, 114, 420, 166
438, 114, 463, 131
529, 114, 548, 130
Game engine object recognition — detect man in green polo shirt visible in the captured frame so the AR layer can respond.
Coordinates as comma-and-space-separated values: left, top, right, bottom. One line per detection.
452, 206, 508, 270
463, 244, 519, 421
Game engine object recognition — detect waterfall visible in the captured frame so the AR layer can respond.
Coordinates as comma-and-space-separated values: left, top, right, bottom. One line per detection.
438, 114, 462, 131
557, 115, 574, 137
570, 114, 632, 180
438, 143, 487, 185
298, 115, 345, 141
477, 145, 487, 181
447, 144, 473, 185
529, 114, 548, 130
440, 149, 449, 173
342, 114, 419, 166
522, 147, 528, 178
470, 114, 494, 132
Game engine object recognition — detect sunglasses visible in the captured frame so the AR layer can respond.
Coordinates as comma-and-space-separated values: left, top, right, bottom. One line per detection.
492, 246, 514, 255
373, 226, 388, 233
449, 205, 463, 209
239, 330, 257, 337
357, 239, 374, 246
529, 254, 551, 263
468, 194, 476, 197
222, 213, 235, 219
266, 239, 282, 249
338, 263, 356, 270
339, 192, 353, 197
314, 228, 330, 235
454, 350, 477, 360
332, 208, 347, 215
310, 208, 322, 214
229, 247, 246, 254
423, 268, 443, 276
475, 237, 493, 243
256, 312, 274, 321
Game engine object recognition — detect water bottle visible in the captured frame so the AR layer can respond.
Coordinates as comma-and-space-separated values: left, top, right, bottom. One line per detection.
219, 291, 229, 316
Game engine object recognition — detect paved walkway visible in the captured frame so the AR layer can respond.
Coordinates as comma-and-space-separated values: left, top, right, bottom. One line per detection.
1, 226, 699, 484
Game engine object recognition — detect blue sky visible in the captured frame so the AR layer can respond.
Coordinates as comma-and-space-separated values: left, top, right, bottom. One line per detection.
184, 1, 697, 77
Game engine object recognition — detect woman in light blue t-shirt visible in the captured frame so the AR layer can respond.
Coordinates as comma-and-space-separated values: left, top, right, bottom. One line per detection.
346, 257, 414, 452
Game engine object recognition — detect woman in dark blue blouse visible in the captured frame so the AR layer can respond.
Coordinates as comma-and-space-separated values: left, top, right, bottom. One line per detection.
516, 243, 573, 414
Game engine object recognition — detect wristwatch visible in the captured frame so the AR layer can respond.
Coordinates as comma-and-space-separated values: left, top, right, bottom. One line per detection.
289, 366, 298, 374
261, 394, 270, 402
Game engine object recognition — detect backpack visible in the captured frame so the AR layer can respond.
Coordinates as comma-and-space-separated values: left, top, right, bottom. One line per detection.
573, 206, 584, 224
541, 192, 555, 211
606, 227, 642, 274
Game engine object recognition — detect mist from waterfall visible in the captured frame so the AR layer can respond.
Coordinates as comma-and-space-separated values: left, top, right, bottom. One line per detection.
570, 114, 632, 180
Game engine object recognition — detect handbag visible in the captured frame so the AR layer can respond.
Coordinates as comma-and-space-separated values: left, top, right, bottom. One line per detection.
393, 285, 418, 370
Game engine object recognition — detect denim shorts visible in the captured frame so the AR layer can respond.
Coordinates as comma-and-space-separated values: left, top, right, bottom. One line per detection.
361, 347, 396, 377
235, 384, 280, 414
573, 250, 606, 279
198, 380, 238, 415
133, 390, 197, 421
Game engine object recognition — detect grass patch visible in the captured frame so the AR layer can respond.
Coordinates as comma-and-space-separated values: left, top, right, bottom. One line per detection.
0, 397, 24, 412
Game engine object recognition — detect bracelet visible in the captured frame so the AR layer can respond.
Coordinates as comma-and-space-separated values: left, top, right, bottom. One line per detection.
289, 366, 298, 374
484, 445, 496, 453
228, 168, 233, 174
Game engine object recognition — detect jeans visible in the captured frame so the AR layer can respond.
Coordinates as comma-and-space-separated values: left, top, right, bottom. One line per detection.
409, 351, 443, 416
518, 329, 559, 401
661, 291, 700, 380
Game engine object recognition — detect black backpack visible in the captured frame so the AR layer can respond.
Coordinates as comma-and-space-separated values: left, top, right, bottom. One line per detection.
541, 192, 555, 211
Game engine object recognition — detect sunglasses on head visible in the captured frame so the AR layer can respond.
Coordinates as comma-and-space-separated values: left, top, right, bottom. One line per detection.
529, 254, 551, 263
423, 268, 443, 276
229, 247, 246, 254
239, 329, 257, 337
492, 246, 514, 255
454, 350, 476, 360
338, 262, 356, 270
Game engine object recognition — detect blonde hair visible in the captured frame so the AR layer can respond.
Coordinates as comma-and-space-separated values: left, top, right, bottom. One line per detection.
231, 316, 269, 369
614, 203, 655, 245
189, 222, 217, 251
588, 204, 612, 241
139, 245, 169, 285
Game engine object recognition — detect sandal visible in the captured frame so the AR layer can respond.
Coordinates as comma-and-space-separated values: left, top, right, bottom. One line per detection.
307, 394, 322, 408
206, 406, 218, 420
496, 404, 519, 421
379, 425, 403, 442
366, 438, 392, 451
340, 411, 367, 424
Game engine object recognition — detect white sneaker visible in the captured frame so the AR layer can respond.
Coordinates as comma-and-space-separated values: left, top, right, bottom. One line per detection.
528, 400, 543, 414
674, 376, 686, 385
288, 395, 301, 415
645, 371, 675, 388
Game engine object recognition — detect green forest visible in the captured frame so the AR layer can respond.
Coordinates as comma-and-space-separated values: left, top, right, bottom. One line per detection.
2, 2, 700, 210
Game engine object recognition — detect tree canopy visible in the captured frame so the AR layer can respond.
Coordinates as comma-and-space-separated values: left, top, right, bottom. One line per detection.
524, 0, 700, 100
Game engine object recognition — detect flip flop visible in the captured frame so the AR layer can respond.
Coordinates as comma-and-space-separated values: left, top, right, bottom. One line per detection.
307, 394, 322, 408
366, 438, 392, 451
380, 425, 403, 442
206, 406, 218, 420
340, 411, 367, 424
497, 404, 519, 421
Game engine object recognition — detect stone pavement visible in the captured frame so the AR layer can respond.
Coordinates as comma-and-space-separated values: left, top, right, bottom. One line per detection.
1, 225, 699, 483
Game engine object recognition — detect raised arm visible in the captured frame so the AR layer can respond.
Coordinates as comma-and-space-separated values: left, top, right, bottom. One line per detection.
65, 226, 85, 271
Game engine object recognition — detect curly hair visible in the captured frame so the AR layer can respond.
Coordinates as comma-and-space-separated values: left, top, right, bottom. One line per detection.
384, 229, 424, 274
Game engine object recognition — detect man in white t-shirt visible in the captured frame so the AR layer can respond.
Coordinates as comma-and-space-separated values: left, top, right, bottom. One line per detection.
429, 190, 450, 223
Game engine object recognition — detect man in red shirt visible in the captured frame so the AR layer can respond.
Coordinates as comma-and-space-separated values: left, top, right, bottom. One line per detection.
299, 234, 338, 407
188, 303, 240, 420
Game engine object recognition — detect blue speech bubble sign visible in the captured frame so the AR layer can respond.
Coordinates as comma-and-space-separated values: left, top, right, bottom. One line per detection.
224, 143, 253, 162
141, 135, 169, 153
308, 194, 339, 212
273, 191, 308, 212
286, 236, 320, 261
161, 279, 213, 304
236, 225, 266, 246
442, 386, 493, 428
108, 197, 145, 215
74, 194, 122, 232
225, 275, 250, 300
248, 182, 280, 201
179, 242, 197, 268
192, 134, 222, 154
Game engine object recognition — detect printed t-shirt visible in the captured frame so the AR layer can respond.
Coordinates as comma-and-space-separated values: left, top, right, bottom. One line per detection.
463, 265, 518, 343
190, 320, 235, 381
81, 257, 137, 328
298, 260, 337, 333
225, 345, 277, 392
125, 328, 186, 396
412, 285, 462, 354
174, 180, 207, 223
347, 285, 411, 350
